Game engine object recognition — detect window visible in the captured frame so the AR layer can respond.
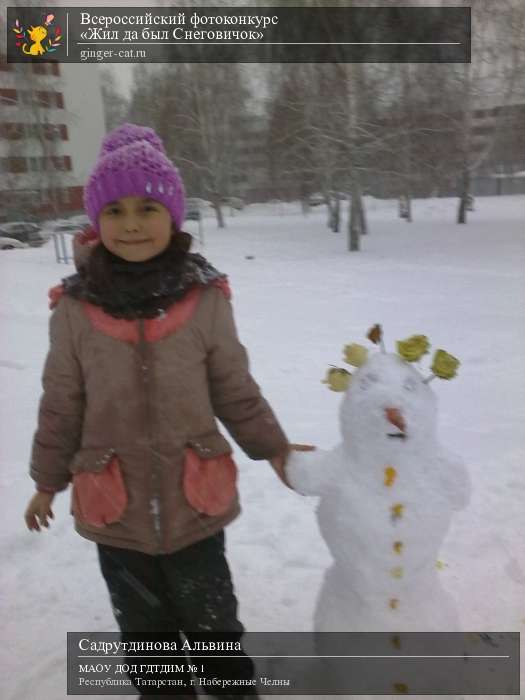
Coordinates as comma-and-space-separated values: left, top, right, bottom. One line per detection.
0, 123, 24, 139
35, 91, 51, 107
50, 155, 72, 172
0, 88, 17, 105
56, 93, 64, 109
44, 123, 60, 140
51, 63, 60, 76
7, 157, 28, 174
60, 124, 69, 141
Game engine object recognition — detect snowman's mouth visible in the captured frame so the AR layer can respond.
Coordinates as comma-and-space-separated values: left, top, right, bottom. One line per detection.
387, 432, 407, 440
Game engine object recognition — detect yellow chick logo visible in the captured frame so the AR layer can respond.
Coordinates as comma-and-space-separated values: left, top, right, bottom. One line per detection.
12, 14, 62, 57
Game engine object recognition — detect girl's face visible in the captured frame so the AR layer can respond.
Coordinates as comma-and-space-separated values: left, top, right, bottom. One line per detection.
98, 196, 172, 262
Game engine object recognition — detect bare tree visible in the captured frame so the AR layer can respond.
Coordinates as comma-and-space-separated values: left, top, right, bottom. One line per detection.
100, 67, 130, 131
129, 62, 250, 228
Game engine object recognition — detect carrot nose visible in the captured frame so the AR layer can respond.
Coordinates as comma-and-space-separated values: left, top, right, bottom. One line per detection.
385, 407, 406, 432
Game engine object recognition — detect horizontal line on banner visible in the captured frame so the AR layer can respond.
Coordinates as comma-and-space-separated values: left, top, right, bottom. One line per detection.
74, 42, 462, 46
76, 655, 510, 659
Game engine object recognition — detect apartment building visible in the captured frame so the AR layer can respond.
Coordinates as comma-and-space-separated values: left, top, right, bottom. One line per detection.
0, 57, 106, 221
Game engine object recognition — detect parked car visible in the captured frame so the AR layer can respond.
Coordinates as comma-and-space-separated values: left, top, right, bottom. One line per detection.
40, 220, 85, 241
308, 191, 347, 207
67, 214, 91, 228
221, 196, 245, 211
0, 222, 46, 247
0, 236, 29, 250
308, 193, 326, 207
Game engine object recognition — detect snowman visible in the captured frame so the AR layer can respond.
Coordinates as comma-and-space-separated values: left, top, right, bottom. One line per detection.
285, 325, 471, 694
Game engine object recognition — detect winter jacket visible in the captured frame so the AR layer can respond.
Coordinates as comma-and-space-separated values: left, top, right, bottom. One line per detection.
30, 238, 288, 555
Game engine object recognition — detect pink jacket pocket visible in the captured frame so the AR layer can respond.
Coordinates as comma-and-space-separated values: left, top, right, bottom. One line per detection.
70, 448, 128, 527
183, 435, 237, 516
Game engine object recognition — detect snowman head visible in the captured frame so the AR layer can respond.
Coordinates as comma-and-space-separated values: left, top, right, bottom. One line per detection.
322, 326, 460, 464
339, 352, 438, 461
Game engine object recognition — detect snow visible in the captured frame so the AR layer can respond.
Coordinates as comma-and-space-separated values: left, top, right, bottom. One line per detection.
1, 195, 524, 699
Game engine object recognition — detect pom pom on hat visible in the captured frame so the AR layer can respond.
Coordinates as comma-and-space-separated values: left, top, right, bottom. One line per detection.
99, 122, 166, 156
83, 123, 185, 232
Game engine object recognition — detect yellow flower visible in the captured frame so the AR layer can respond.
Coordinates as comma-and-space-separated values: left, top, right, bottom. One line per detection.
321, 367, 352, 392
431, 349, 460, 380
396, 335, 430, 362
343, 343, 369, 367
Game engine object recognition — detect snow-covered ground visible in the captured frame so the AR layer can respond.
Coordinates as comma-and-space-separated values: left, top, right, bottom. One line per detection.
1, 195, 524, 699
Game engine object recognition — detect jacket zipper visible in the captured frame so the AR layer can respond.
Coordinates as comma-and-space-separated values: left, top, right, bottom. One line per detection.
138, 318, 163, 553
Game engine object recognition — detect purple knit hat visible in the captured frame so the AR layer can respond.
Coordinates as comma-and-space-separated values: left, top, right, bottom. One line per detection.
83, 123, 185, 232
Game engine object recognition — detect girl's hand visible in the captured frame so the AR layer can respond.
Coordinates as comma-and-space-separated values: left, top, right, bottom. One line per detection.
24, 492, 55, 532
269, 443, 316, 489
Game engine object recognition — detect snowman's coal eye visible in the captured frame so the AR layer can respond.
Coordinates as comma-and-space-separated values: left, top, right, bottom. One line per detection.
404, 377, 417, 392
360, 372, 378, 390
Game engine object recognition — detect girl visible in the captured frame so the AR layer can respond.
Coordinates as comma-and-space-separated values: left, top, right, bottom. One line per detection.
23, 123, 313, 699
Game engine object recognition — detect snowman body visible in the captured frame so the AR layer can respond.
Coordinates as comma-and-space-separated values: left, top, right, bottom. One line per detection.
287, 353, 470, 633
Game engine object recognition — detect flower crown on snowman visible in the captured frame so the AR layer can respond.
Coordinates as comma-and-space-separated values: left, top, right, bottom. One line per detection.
322, 324, 460, 392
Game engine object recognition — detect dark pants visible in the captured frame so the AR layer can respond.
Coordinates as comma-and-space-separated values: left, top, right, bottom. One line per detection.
97, 530, 257, 697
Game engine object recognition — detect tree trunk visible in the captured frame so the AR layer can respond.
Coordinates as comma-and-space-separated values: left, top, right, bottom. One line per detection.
357, 184, 367, 235
210, 194, 225, 228
457, 167, 470, 224
215, 203, 225, 228
399, 193, 412, 223
332, 196, 341, 232
348, 175, 362, 251
326, 193, 340, 232
400, 64, 413, 224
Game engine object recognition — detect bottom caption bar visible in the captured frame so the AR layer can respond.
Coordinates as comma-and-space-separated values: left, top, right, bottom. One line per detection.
67, 631, 520, 695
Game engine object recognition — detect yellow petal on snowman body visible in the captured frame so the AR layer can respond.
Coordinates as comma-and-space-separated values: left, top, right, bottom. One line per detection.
321, 367, 352, 392
384, 466, 397, 487
343, 343, 369, 367
391, 503, 404, 520
393, 541, 403, 554
390, 566, 404, 579
435, 560, 447, 570
389, 599, 400, 611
